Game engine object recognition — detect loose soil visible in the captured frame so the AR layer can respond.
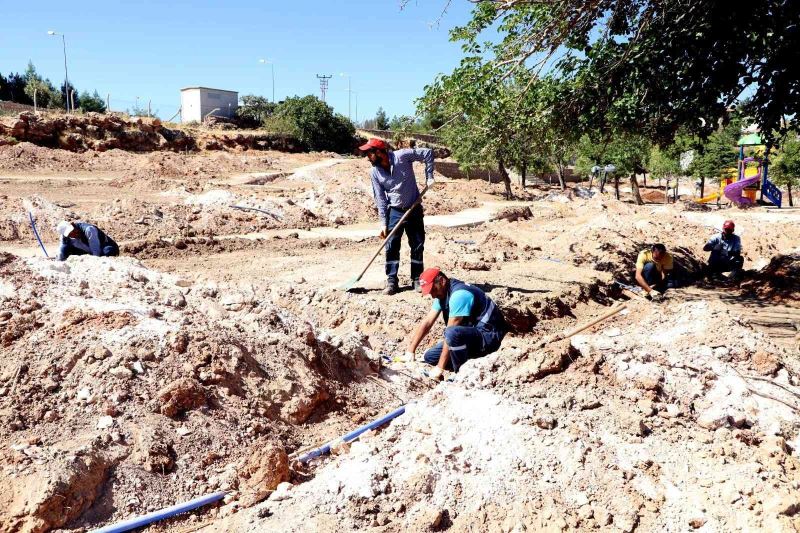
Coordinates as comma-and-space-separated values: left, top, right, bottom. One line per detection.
1, 137, 799, 533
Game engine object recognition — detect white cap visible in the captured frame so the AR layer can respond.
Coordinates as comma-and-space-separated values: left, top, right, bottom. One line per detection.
56, 221, 74, 238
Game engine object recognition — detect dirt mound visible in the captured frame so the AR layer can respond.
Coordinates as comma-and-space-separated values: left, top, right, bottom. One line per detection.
0, 254, 397, 530
740, 253, 800, 300
231, 299, 800, 532
0, 112, 305, 154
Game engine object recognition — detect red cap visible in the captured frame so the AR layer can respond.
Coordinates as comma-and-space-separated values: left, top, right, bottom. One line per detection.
722, 220, 735, 231
418, 267, 441, 295
359, 138, 387, 152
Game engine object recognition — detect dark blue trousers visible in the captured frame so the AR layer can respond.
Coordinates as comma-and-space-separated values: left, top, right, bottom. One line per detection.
59, 241, 119, 261
641, 262, 670, 292
424, 325, 506, 372
708, 255, 744, 274
385, 204, 425, 284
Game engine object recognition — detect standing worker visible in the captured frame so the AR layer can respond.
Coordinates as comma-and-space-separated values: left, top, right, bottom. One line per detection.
703, 220, 744, 279
56, 220, 119, 261
634, 243, 674, 300
402, 267, 509, 380
360, 138, 435, 295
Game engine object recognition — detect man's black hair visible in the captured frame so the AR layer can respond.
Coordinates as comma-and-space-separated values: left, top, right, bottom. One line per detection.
651, 243, 667, 253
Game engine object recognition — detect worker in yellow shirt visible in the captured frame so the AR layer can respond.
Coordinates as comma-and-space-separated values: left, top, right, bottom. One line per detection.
635, 243, 673, 301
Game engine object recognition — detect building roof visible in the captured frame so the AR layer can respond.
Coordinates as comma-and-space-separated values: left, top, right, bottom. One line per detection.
180, 87, 238, 94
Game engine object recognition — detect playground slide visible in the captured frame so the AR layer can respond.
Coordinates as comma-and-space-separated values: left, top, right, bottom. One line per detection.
724, 175, 761, 206
696, 192, 721, 204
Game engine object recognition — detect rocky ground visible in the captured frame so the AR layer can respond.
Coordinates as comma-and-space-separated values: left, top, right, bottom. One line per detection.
1, 135, 799, 532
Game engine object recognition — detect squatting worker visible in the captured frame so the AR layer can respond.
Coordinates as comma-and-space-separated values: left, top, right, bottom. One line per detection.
403, 267, 509, 380
56, 220, 119, 261
703, 219, 744, 277
634, 243, 673, 301
360, 138, 435, 295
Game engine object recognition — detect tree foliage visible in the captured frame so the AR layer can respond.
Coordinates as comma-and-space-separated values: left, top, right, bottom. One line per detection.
236, 94, 277, 126
0, 71, 32, 104
79, 90, 106, 113
2, 61, 108, 113
446, 0, 800, 145
420, 57, 543, 198
772, 134, 800, 206
23, 61, 63, 109
274, 95, 355, 153
375, 107, 389, 130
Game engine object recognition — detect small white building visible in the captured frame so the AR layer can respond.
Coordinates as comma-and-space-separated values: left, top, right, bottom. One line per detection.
180, 87, 238, 123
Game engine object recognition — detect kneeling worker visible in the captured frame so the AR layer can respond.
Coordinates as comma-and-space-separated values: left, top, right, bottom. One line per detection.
635, 243, 673, 300
403, 267, 509, 380
703, 219, 743, 278
56, 220, 119, 261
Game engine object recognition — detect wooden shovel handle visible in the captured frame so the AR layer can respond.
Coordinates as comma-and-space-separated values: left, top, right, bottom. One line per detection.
354, 185, 429, 282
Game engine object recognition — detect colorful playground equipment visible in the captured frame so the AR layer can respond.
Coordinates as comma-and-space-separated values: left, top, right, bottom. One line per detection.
696, 133, 783, 208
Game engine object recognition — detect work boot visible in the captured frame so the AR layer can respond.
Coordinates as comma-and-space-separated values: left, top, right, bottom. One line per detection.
383, 281, 398, 295
413, 279, 422, 293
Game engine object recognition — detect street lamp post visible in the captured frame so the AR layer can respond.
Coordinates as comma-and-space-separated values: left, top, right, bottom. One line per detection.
340, 73, 352, 121
47, 30, 70, 113
259, 59, 275, 103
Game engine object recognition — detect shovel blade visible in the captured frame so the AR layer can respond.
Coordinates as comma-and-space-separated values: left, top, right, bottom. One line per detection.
338, 276, 361, 292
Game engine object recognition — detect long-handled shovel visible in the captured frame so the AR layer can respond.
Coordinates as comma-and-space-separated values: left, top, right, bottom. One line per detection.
29, 211, 50, 258
339, 185, 429, 291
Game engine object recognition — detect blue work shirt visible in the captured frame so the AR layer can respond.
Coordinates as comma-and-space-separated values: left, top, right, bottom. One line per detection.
705, 233, 742, 261
370, 148, 434, 222
59, 222, 114, 261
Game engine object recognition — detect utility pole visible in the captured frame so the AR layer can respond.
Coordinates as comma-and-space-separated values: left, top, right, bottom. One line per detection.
340, 73, 352, 120
259, 59, 276, 103
316, 74, 332, 102
48, 31, 70, 113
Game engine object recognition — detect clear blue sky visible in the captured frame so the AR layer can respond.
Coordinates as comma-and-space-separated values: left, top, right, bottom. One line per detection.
0, 0, 474, 121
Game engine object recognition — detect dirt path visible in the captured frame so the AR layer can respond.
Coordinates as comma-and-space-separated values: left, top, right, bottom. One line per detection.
0, 199, 532, 259
225, 158, 345, 186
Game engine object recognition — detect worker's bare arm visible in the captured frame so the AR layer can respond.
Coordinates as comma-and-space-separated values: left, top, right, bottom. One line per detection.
406, 309, 440, 354
635, 267, 653, 293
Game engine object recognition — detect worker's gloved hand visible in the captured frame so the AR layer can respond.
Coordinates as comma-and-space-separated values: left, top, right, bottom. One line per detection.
392, 351, 415, 363
379, 226, 388, 239
427, 366, 444, 381
649, 290, 663, 302
426, 176, 435, 187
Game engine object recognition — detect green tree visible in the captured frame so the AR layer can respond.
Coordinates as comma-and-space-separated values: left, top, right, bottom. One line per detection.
419, 58, 539, 198
603, 134, 651, 204
23, 61, 61, 110
79, 90, 106, 113
128, 104, 157, 118
274, 95, 355, 153
441, 0, 800, 145
690, 118, 742, 197
375, 107, 389, 130
0, 72, 32, 104
236, 94, 277, 127
772, 134, 800, 207
648, 145, 681, 187
61, 81, 79, 110
388, 115, 415, 131
573, 135, 605, 180
419, 105, 446, 132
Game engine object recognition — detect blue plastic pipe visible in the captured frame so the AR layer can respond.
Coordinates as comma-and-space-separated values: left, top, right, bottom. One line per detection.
298, 405, 406, 463
91, 491, 226, 533
28, 212, 49, 258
